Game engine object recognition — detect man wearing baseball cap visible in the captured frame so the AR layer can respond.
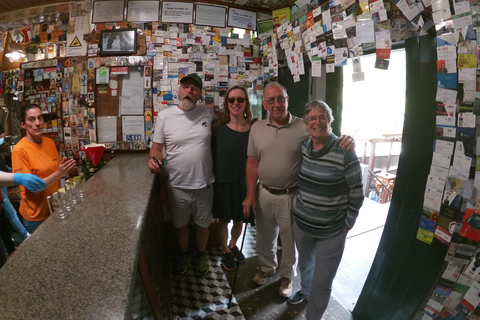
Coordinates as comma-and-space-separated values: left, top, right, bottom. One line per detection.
148, 73, 215, 276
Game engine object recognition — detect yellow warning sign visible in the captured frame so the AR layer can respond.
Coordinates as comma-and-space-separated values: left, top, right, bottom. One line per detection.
69, 36, 82, 47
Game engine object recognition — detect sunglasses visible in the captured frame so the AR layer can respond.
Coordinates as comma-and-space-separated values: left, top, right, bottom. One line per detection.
227, 97, 246, 104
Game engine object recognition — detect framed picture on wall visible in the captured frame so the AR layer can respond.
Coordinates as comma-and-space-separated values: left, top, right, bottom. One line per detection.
100, 29, 137, 56
227, 8, 257, 30
126, 1, 160, 22
161, 2, 193, 24
194, 4, 226, 28
92, 0, 125, 23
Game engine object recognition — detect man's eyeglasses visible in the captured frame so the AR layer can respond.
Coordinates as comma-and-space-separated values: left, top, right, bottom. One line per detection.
264, 96, 287, 105
227, 97, 246, 104
180, 84, 200, 92
307, 116, 329, 124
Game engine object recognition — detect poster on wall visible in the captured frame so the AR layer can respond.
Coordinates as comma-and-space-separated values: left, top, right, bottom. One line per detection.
66, 16, 87, 57
127, 1, 160, 22
194, 4, 226, 28
92, 0, 125, 23
122, 116, 145, 142
227, 8, 257, 30
97, 116, 117, 142
161, 2, 193, 24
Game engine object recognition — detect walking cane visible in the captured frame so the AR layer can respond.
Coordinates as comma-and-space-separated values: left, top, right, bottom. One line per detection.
228, 210, 255, 309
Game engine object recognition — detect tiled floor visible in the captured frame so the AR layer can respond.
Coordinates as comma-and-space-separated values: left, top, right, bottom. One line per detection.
167, 197, 389, 319
169, 248, 245, 320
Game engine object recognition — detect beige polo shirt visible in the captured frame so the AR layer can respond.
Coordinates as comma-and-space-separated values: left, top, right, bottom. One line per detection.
247, 113, 309, 189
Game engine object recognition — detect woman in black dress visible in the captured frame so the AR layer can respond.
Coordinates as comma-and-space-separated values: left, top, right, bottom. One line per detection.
213, 85, 253, 270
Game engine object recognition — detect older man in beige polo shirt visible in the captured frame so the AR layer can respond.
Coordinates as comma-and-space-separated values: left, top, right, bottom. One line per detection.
242, 82, 354, 298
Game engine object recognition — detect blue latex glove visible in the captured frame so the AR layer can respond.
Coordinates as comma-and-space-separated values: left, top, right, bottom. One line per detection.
13, 173, 47, 192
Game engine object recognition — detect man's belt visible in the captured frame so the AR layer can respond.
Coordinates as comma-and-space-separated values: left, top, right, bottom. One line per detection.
261, 184, 299, 195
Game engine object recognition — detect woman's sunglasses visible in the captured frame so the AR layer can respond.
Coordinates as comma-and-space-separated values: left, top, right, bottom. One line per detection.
227, 97, 246, 104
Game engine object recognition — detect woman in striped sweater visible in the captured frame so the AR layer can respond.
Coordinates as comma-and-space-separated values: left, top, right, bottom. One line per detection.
287, 100, 364, 319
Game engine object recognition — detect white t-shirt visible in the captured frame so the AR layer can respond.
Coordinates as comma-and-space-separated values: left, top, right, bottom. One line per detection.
152, 105, 215, 189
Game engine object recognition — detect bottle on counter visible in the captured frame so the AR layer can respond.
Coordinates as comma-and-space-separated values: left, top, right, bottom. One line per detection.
81, 156, 91, 181
99, 155, 106, 169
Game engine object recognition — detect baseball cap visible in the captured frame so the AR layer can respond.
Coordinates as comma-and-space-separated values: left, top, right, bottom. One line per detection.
180, 73, 202, 89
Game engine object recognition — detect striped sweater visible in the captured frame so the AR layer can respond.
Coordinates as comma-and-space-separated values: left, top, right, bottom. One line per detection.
293, 134, 364, 237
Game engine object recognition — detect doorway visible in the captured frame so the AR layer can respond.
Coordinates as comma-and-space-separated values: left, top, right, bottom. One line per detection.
332, 49, 407, 311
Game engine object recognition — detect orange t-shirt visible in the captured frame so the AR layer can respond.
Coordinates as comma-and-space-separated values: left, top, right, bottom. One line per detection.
12, 137, 60, 221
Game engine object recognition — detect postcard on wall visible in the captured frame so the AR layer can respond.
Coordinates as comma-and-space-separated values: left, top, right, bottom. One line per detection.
432, 152, 452, 169
434, 139, 455, 155
96, 67, 109, 84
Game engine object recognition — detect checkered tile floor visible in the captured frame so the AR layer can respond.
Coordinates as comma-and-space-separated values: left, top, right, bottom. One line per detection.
170, 224, 257, 320
127, 224, 258, 320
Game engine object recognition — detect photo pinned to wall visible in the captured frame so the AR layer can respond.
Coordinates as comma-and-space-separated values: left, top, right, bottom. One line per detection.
77, 116, 85, 129
62, 77, 72, 94
70, 113, 78, 127
145, 110, 153, 132
88, 107, 95, 120
88, 92, 95, 103
77, 94, 86, 106
89, 129, 97, 143
78, 105, 87, 118
144, 66, 151, 77
144, 88, 152, 108
17, 81, 24, 92
64, 127, 72, 139
65, 138, 72, 150
46, 96, 56, 113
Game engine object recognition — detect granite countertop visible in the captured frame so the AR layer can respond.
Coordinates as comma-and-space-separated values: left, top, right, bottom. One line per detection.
0, 153, 154, 319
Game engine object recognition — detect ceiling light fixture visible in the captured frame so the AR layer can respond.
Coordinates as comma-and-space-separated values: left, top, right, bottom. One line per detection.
5, 49, 25, 62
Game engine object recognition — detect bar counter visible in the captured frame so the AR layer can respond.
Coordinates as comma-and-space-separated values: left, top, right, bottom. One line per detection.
0, 153, 166, 319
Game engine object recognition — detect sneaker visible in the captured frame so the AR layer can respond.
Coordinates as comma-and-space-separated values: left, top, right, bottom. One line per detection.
288, 290, 309, 304
196, 251, 209, 276
253, 271, 275, 286
279, 277, 293, 297
175, 252, 190, 275
222, 252, 236, 271
229, 245, 245, 262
